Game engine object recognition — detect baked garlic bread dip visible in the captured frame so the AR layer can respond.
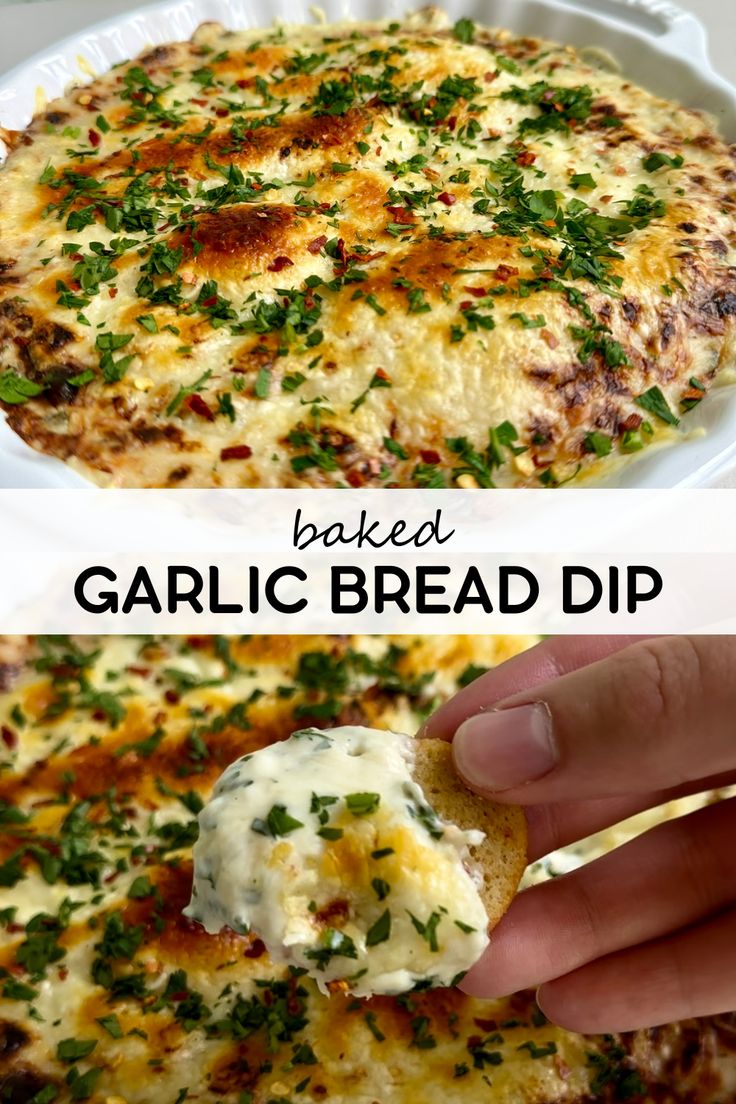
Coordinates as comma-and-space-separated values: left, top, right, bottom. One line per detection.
1, 634, 736, 1103
187, 726, 524, 995
0, 9, 735, 487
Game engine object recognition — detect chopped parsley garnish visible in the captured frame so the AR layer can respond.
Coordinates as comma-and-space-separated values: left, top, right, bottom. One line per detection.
57, 1038, 98, 1063
642, 150, 684, 173
304, 928, 358, 969
570, 172, 597, 190
365, 1011, 386, 1041
251, 804, 305, 838
453, 17, 475, 43
406, 794, 444, 840
0, 371, 45, 405
502, 81, 594, 135
167, 369, 213, 417
365, 909, 391, 947
371, 877, 391, 901
583, 431, 613, 458
636, 386, 680, 426
408, 909, 442, 951
518, 1040, 558, 1059
371, 847, 395, 860
345, 792, 381, 816
510, 312, 546, 329
96, 332, 135, 384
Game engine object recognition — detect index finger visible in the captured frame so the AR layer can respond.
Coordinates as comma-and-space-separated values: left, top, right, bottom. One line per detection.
421, 635, 651, 740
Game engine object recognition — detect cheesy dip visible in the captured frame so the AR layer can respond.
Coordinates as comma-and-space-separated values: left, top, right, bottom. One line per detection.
1, 634, 736, 1103
0, 8, 734, 486
187, 725, 490, 996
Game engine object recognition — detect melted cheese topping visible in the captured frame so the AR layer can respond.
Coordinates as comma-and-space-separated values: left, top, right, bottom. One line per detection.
0, 9, 735, 487
187, 724, 488, 995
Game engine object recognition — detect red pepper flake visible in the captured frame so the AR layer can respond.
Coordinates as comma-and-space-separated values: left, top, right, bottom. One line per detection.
515, 149, 536, 166
191, 97, 207, 107
484, 71, 497, 82
244, 937, 266, 959
446, 115, 457, 131
109, 287, 118, 299
374, 368, 391, 383
420, 449, 441, 464
236, 78, 251, 89
164, 689, 180, 705
473, 1017, 498, 1032
463, 286, 488, 298
127, 665, 151, 677
50, 664, 78, 679
1, 725, 16, 749
58, 967, 69, 981
185, 394, 215, 421
437, 192, 456, 206
200, 295, 218, 308
540, 329, 559, 349
620, 413, 643, 432
215, 107, 229, 117
385, 206, 415, 224
267, 255, 294, 272
220, 444, 253, 461
88, 128, 101, 147
346, 470, 365, 487
494, 264, 520, 282
307, 235, 327, 254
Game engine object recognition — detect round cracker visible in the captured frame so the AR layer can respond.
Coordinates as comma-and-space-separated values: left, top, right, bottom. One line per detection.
411, 738, 527, 930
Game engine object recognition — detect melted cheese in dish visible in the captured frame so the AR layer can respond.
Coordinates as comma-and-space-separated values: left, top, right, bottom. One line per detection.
0, 633, 735, 1104
187, 725, 489, 995
0, 9, 735, 487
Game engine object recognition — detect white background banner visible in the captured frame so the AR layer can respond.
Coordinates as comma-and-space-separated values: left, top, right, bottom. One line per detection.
1, 489, 735, 633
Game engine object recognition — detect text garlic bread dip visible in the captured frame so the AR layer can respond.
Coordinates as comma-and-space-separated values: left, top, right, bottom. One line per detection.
0, 9, 734, 486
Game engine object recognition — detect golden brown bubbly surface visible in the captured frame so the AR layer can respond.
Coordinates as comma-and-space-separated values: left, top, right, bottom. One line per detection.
0, 9, 735, 486
1, 633, 735, 1103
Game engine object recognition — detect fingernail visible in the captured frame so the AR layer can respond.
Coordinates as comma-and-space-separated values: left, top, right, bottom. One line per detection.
453, 702, 556, 792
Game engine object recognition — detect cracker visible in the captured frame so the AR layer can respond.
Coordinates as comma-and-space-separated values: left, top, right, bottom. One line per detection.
412, 738, 527, 928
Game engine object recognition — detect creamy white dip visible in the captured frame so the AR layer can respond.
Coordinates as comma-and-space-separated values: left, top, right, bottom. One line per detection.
185, 725, 489, 996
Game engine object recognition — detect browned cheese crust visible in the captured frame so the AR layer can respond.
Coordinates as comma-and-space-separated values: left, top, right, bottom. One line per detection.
0, 634, 735, 1102
0, 9, 734, 486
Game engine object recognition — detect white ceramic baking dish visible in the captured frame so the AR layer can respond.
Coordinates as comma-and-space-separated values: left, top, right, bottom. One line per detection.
0, 0, 735, 488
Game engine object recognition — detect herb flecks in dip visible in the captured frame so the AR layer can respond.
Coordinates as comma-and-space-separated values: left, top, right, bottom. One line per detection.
186, 724, 489, 995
